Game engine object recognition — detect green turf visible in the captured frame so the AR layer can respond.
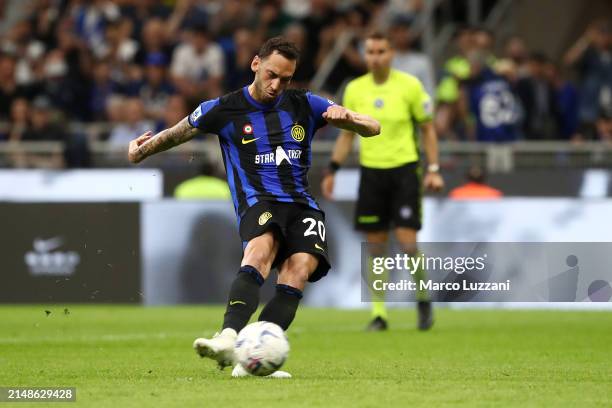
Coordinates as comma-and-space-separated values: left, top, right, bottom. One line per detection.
0, 306, 611, 407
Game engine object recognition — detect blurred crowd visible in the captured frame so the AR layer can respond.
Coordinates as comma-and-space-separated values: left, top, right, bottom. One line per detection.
0, 0, 610, 168
435, 21, 612, 143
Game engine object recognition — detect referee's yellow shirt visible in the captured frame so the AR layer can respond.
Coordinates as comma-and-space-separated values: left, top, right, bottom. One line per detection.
342, 69, 433, 169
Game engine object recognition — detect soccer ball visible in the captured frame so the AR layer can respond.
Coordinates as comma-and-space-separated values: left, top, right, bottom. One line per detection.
234, 321, 289, 376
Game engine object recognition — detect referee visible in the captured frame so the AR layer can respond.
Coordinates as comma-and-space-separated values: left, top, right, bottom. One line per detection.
322, 31, 444, 331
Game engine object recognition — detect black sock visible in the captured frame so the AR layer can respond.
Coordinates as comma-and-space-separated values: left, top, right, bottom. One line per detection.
258, 284, 303, 330
222, 265, 264, 332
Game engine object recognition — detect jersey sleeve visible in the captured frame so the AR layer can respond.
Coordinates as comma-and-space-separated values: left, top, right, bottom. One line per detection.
409, 79, 434, 124
188, 97, 221, 134
306, 92, 335, 130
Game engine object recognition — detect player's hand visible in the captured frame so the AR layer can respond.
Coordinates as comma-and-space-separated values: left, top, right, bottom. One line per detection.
423, 171, 444, 192
322, 105, 353, 127
128, 131, 154, 164
321, 173, 335, 200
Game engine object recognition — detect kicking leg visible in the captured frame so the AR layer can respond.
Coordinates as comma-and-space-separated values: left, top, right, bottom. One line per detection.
194, 231, 279, 368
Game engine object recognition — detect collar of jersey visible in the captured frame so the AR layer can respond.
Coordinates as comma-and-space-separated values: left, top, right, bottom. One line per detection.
242, 86, 284, 110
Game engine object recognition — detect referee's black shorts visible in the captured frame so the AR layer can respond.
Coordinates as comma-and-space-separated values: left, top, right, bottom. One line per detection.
354, 161, 422, 232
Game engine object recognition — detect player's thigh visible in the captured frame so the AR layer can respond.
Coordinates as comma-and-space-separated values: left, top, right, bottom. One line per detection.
355, 167, 391, 231
283, 208, 331, 284
390, 163, 422, 230
241, 231, 280, 278
277, 252, 320, 291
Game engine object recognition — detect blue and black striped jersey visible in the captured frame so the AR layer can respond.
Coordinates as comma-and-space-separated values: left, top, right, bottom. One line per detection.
188, 86, 335, 221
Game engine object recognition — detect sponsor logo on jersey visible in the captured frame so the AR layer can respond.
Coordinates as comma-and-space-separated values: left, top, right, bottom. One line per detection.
314, 243, 324, 251
291, 124, 305, 142
241, 137, 260, 144
254, 146, 303, 166
258, 211, 273, 226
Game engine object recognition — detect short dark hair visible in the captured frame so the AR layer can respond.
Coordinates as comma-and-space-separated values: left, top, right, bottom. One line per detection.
258, 36, 300, 61
366, 31, 390, 42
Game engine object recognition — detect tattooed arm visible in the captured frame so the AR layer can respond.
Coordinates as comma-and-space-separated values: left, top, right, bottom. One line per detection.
128, 117, 199, 164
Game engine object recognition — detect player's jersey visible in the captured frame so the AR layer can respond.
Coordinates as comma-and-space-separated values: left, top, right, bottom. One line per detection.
188, 87, 333, 220
343, 69, 433, 169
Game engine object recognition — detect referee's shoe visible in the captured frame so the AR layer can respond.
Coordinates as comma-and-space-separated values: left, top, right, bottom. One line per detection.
417, 301, 433, 330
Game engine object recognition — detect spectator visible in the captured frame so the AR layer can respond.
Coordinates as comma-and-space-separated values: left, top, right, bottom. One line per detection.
503, 35, 529, 78
388, 15, 435, 97
315, 8, 366, 94
2, 19, 46, 88
435, 25, 475, 139
463, 51, 519, 142
472, 27, 496, 65
0, 52, 29, 119
209, 0, 256, 40
282, 23, 313, 89
225, 27, 258, 91
70, 0, 121, 52
5, 97, 29, 142
166, 0, 210, 41
133, 17, 173, 67
544, 61, 579, 141
137, 52, 175, 122
515, 53, 559, 140
254, 0, 293, 40
449, 165, 503, 200
11, 96, 65, 168
170, 24, 224, 102
29, 0, 64, 50
596, 113, 612, 143
108, 97, 154, 145
89, 59, 119, 121
300, 0, 337, 68
564, 20, 612, 138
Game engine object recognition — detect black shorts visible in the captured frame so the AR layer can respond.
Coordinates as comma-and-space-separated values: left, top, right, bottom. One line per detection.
239, 201, 331, 282
355, 162, 422, 231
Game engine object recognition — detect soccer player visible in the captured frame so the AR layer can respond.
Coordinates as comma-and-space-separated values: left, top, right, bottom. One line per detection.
321, 32, 444, 331
128, 37, 380, 377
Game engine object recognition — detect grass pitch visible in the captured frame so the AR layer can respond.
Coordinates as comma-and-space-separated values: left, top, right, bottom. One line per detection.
0, 305, 611, 407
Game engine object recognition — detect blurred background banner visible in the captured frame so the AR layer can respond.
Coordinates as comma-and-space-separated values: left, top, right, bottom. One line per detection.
0, 203, 141, 303
0, 169, 162, 201
139, 199, 612, 308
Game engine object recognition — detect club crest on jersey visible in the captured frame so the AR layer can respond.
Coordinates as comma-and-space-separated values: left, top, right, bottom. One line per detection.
374, 98, 384, 108
291, 124, 305, 142
258, 211, 272, 226
243, 124, 253, 134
